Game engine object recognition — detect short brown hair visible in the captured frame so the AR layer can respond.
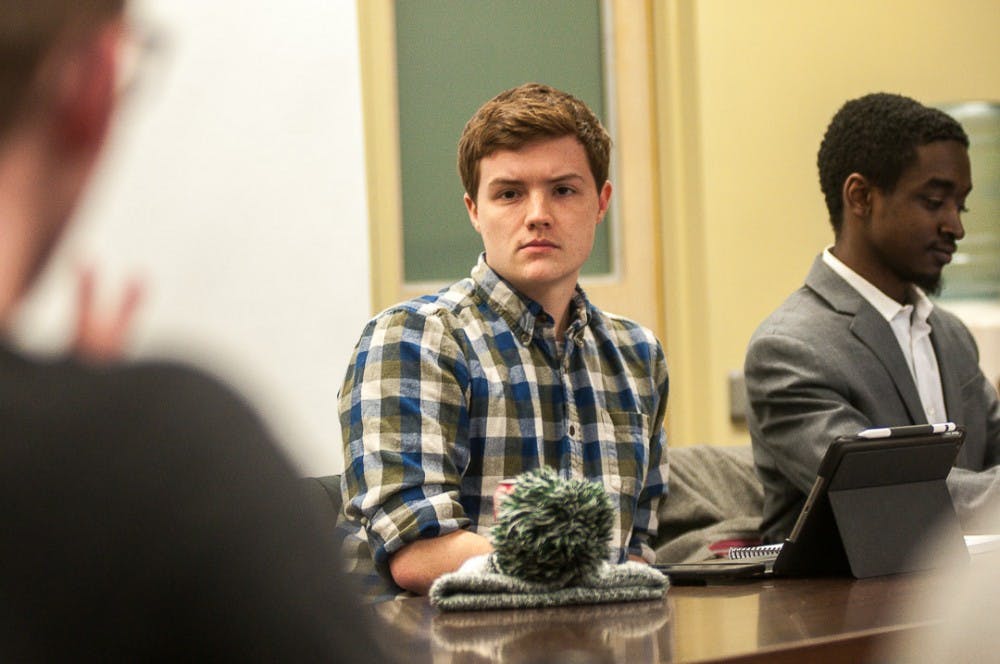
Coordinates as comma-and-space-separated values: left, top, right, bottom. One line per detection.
457, 82, 611, 200
0, 0, 125, 136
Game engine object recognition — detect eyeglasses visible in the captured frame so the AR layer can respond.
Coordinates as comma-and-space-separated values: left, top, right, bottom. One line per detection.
116, 20, 168, 100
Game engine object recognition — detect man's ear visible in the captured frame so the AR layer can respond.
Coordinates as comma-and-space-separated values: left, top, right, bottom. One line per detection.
464, 193, 481, 233
596, 180, 612, 223
843, 173, 873, 220
54, 21, 123, 155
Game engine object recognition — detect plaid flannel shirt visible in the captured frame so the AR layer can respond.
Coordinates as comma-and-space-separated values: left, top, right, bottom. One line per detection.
339, 255, 669, 597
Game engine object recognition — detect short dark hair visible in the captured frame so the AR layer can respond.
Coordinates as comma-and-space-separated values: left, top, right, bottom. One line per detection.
817, 92, 969, 233
0, 0, 126, 137
457, 82, 611, 201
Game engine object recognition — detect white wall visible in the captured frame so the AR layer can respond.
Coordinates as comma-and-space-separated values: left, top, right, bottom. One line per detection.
12, 0, 371, 476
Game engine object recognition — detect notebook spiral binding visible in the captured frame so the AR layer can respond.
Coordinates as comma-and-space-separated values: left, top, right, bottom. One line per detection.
728, 543, 784, 560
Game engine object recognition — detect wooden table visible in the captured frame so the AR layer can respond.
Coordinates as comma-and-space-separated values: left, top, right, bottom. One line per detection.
372, 568, 956, 663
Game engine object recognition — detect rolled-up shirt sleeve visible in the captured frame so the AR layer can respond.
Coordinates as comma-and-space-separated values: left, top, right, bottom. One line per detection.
340, 308, 471, 570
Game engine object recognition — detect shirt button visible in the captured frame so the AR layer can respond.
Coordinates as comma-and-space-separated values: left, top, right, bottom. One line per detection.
520, 333, 531, 344
569, 424, 577, 437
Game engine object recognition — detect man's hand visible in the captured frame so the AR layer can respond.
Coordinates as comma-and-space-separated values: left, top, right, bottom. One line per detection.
72, 266, 144, 362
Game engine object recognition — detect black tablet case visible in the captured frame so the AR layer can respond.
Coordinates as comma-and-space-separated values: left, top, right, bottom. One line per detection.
774, 428, 969, 578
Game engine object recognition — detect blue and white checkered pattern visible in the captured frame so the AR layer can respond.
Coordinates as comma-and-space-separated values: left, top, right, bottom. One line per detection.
339, 255, 669, 598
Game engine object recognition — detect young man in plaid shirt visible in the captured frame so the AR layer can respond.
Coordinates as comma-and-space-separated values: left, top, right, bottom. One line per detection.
340, 83, 669, 597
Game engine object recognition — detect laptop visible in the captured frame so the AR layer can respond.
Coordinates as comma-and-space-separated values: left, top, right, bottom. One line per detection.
656, 423, 968, 583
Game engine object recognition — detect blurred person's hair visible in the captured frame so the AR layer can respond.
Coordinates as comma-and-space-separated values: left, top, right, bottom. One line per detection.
0, 0, 125, 136
457, 82, 611, 200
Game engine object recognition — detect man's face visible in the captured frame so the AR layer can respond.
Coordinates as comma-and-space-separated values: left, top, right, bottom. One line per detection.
464, 135, 611, 306
863, 140, 971, 295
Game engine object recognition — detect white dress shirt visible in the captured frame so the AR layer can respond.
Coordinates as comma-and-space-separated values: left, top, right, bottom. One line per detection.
823, 248, 947, 424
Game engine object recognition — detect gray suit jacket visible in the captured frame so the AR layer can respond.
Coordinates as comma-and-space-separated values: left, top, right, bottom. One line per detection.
745, 256, 1000, 541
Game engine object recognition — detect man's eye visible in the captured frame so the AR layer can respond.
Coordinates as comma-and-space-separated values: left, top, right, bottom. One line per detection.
497, 190, 518, 200
555, 186, 575, 196
922, 197, 944, 210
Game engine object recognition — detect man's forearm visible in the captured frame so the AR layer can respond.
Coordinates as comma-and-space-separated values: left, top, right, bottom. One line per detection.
388, 529, 494, 595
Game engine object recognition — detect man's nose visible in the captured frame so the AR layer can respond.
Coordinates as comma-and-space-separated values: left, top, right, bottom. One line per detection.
943, 205, 966, 240
525, 191, 552, 228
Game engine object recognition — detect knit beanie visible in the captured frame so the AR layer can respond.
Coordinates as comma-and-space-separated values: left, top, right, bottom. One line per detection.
429, 467, 668, 611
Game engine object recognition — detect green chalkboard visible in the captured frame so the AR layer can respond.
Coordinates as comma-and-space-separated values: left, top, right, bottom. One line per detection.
395, 0, 612, 283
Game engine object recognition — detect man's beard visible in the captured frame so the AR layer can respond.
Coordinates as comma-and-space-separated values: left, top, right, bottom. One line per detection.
913, 272, 944, 297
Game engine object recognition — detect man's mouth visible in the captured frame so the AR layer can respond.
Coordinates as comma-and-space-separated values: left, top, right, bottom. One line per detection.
930, 244, 956, 265
522, 239, 558, 249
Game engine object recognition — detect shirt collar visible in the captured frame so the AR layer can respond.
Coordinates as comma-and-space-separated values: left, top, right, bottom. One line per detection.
822, 247, 934, 325
469, 253, 592, 341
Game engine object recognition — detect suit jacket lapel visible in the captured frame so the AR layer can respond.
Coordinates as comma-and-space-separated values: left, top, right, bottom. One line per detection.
804, 256, 927, 424
928, 310, 963, 423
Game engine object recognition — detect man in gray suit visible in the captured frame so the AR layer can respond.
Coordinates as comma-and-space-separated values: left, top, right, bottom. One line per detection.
745, 93, 1000, 543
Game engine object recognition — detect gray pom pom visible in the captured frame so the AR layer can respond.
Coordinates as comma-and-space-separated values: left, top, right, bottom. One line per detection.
491, 467, 614, 587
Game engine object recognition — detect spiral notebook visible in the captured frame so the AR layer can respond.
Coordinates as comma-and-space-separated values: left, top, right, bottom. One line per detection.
729, 534, 1000, 564
728, 543, 783, 560
656, 424, 968, 583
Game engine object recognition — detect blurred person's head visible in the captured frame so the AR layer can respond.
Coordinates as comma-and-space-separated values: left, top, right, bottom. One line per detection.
0, 0, 127, 323
457, 82, 611, 203
879, 507, 1000, 662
